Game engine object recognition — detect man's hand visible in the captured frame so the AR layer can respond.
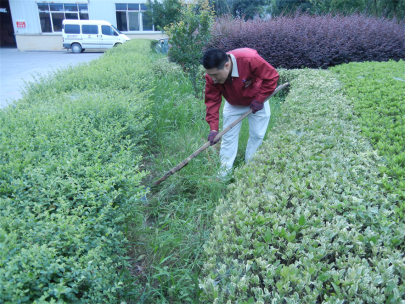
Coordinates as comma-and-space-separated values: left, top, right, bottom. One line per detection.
208, 130, 220, 145
250, 99, 263, 114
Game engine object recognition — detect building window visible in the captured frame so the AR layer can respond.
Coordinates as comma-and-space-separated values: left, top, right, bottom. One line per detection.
115, 3, 153, 32
38, 3, 89, 33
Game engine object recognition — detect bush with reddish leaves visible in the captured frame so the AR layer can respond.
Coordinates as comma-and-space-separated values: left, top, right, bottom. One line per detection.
207, 14, 405, 69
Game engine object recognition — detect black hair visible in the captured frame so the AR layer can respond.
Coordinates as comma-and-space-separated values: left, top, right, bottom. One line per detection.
202, 49, 229, 70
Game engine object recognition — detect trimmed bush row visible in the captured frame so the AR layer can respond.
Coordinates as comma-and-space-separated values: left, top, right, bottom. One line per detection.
0, 41, 153, 303
331, 60, 405, 218
199, 68, 405, 303
207, 14, 405, 69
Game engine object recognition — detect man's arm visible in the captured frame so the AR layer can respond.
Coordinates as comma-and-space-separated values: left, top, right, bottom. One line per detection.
250, 56, 279, 103
204, 75, 223, 131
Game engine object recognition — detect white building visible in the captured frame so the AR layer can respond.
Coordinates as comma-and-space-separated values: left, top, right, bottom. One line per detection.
6, 0, 165, 51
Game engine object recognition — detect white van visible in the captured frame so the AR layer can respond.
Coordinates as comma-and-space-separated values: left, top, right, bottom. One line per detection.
62, 20, 130, 53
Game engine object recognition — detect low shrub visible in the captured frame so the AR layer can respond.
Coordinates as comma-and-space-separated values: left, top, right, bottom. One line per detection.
331, 60, 405, 218
150, 39, 159, 51
207, 14, 405, 69
21, 40, 153, 103
199, 69, 405, 303
0, 40, 153, 303
151, 57, 182, 78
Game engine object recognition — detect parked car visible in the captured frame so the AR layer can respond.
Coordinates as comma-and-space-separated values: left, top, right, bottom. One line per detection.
62, 19, 130, 53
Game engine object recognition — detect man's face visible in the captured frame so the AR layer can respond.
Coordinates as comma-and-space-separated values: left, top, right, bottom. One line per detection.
205, 60, 231, 84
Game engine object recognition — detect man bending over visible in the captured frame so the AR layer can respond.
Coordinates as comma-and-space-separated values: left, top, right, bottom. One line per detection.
202, 48, 279, 178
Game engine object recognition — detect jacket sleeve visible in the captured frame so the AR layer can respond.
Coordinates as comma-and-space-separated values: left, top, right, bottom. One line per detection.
204, 74, 222, 131
250, 56, 279, 103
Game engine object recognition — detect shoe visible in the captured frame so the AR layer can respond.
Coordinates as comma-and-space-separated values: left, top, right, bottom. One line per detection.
216, 168, 232, 181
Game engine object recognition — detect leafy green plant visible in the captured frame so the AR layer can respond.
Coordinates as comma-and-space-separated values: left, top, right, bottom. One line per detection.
151, 57, 182, 78
150, 39, 159, 51
164, 0, 214, 99
0, 40, 154, 303
199, 68, 405, 303
331, 59, 405, 218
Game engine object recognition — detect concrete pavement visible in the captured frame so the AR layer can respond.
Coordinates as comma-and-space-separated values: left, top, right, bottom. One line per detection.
0, 48, 104, 109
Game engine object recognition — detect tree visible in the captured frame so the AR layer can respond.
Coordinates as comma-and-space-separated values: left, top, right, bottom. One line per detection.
231, 0, 267, 20
208, 0, 231, 16
309, 0, 367, 15
165, 0, 215, 98
270, 0, 405, 18
146, 0, 183, 30
270, 0, 313, 15
369, 0, 405, 18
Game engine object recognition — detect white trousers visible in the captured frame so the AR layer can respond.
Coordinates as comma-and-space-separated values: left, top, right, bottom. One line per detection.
219, 100, 271, 176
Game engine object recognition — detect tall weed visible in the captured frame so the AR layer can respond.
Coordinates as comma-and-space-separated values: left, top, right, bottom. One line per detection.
123, 52, 284, 302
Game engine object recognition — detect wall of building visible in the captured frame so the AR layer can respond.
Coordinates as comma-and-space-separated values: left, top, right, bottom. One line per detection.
10, 0, 44, 35
15, 35, 62, 51
87, 1, 115, 24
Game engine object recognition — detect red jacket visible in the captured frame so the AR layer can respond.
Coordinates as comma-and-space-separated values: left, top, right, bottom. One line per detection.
204, 48, 279, 131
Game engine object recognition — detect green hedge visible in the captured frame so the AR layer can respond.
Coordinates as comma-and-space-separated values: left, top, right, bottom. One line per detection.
199, 69, 405, 303
0, 41, 153, 303
331, 60, 405, 218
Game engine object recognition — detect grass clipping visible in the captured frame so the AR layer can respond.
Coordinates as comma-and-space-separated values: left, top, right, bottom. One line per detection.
199, 69, 405, 303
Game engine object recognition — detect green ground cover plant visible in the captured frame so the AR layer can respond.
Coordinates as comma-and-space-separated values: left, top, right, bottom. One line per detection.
0, 41, 154, 303
199, 68, 405, 303
331, 60, 405, 218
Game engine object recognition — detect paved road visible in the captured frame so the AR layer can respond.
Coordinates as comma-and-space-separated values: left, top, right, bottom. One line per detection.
0, 48, 104, 109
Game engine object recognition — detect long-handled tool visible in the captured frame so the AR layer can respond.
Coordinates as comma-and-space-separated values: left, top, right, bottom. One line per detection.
151, 82, 289, 187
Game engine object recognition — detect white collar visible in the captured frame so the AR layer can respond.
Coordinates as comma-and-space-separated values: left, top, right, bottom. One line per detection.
228, 54, 239, 77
